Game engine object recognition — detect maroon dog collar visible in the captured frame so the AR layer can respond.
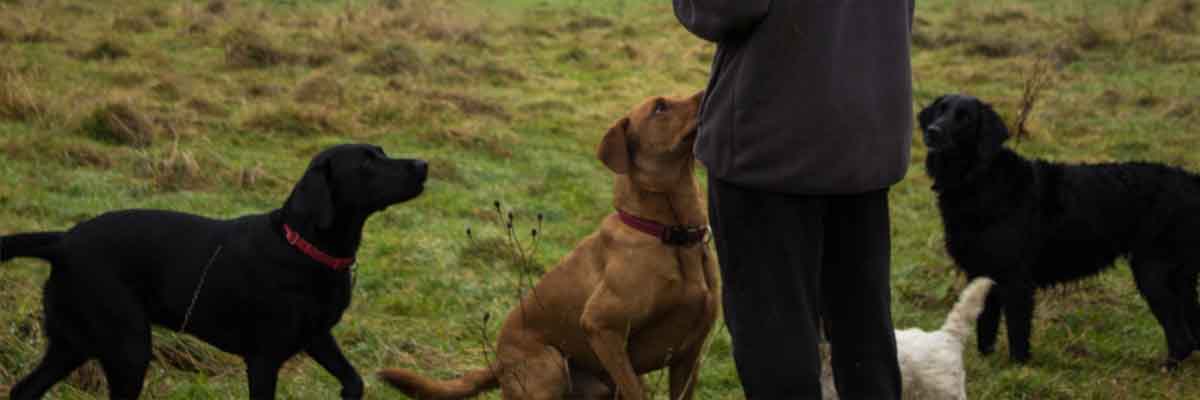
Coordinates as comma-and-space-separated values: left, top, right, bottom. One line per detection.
283, 224, 355, 271
616, 209, 708, 247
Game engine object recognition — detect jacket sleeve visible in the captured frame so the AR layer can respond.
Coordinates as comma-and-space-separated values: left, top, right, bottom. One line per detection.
673, 0, 771, 43
909, 0, 916, 33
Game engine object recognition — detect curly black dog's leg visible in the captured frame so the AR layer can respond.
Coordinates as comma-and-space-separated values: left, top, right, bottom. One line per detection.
1133, 260, 1193, 369
1170, 269, 1200, 352
977, 285, 1005, 356
1004, 284, 1035, 363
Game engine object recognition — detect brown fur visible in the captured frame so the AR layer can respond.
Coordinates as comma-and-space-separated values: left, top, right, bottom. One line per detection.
380, 92, 718, 400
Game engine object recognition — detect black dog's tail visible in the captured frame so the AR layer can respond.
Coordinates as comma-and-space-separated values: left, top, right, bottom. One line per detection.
0, 232, 65, 263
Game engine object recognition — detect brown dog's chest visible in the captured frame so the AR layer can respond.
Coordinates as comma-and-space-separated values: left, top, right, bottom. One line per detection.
625, 247, 718, 372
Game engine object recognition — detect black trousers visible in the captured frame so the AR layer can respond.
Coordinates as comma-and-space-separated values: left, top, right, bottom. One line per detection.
708, 177, 901, 399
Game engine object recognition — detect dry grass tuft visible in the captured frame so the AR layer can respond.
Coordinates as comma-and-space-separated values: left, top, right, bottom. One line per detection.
65, 362, 106, 394
113, 15, 154, 34
357, 44, 421, 76
1165, 97, 1199, 119
222, 27, 291, 68
562, 16, 614, 32
243, 104, 348, 136
151, 331, 239, 375
74, 39, 131, 61
416, 128, 513, 158
18, 28, 59, 44
141, 144, 212, 191
0, 139, 114, 168
246, 83, 283, 98
205, 0, 229, 15
1150, 0, 1197, 33
293, 75, 344, 105
238, 162, 281, 189
81, 102, 156, 147
0, 67, 46, 123
478, 62, 526, 84
150, 79, 183, 102
426, 157, 464, 184
186, 98, 228, 117
427, 91, 509, 120
964, 32, 1026, 58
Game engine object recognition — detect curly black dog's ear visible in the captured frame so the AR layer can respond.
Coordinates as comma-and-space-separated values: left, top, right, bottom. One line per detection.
917, 95, 947, 131
974, 100, 1010, 168
287, 157, 335, 230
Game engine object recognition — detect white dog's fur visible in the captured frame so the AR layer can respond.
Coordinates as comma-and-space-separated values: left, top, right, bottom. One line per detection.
821, 278, 995, 400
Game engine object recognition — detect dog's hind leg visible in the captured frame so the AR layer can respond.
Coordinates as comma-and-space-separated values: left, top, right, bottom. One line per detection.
67, 274, 153, 399
1132, 259, 1193, 369
10, 339, 87, 399
92, 309, 152, 399
497, 343, 568, 400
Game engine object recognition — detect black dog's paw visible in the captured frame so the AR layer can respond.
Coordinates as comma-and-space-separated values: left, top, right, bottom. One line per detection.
1009, 351, 1031, 364
1160, 359, 1182, 373
978, 344, 995, 356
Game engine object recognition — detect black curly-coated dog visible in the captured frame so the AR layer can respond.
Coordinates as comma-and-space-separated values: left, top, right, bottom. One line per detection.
0, 144, 426, 399
920, 94, 1200, 369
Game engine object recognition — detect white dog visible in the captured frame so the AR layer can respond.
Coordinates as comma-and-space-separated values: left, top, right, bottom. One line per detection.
821, 278, 995, 400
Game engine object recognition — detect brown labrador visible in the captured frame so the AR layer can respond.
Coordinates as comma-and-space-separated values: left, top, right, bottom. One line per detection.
380, 92, 718, 400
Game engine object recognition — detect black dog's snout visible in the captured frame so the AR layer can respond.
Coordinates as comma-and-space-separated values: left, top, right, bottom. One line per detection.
924, 123, 951, 149
412, 160, 428, 181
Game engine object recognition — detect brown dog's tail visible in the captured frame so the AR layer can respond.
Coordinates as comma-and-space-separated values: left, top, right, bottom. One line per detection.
378, 365, 499, 399
939, 277, 996, 342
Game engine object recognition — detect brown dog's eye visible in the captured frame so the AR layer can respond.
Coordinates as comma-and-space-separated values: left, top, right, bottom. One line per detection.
653, 99, 668, 115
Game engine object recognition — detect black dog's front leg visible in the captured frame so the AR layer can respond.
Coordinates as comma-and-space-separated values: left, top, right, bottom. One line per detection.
977, 284, 1005, 356
1004, 284, 1036, 363
307, 332, 364, 399
246, 356, 285, 400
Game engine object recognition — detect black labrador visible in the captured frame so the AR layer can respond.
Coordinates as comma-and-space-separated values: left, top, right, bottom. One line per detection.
0, 144, 427, 398
920, 94, 1200, 369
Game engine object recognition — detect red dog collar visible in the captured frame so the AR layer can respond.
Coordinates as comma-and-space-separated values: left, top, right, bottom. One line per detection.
616, 209, 708, 247
283, 224, 355, 271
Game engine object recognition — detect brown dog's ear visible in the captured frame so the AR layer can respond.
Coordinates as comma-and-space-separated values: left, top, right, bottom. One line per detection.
598, 117, 632, 174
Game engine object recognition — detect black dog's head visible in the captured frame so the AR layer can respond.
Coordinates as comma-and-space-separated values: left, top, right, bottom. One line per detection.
918, 94, 1010, 180
285, 144, 427, 229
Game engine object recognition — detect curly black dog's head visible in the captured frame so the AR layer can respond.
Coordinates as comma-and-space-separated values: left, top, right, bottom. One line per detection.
919, 94, 1010, 182
286, 144, 427, 229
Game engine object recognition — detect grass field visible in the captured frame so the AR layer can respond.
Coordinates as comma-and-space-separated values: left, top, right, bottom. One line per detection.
0, 0, 1199, 398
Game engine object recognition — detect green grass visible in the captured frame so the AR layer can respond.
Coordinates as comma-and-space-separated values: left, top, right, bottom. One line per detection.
0, 0, 1199, 398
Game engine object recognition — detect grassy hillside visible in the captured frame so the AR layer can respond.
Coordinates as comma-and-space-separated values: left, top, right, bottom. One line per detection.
0, 0, 1198, 398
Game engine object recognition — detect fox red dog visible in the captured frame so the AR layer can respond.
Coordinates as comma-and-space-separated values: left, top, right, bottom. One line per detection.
380, 92, 718, 400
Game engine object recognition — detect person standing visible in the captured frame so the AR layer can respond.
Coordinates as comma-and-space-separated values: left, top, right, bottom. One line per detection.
673, 1, 915, 398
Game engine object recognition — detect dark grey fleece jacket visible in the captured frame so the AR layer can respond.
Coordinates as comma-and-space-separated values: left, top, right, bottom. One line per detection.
675, 0, 915, 194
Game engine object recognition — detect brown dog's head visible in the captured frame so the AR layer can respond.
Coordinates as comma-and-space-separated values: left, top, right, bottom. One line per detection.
597, 91, 703, 191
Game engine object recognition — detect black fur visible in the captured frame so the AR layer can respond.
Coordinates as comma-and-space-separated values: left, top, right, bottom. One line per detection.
921, 94, 1200, 369
0, 144, 427, 399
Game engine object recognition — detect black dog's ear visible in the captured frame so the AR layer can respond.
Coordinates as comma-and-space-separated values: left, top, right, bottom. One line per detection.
917, 95, 947, 131
287, 157, 335, 230
974, 101, 1010, 168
